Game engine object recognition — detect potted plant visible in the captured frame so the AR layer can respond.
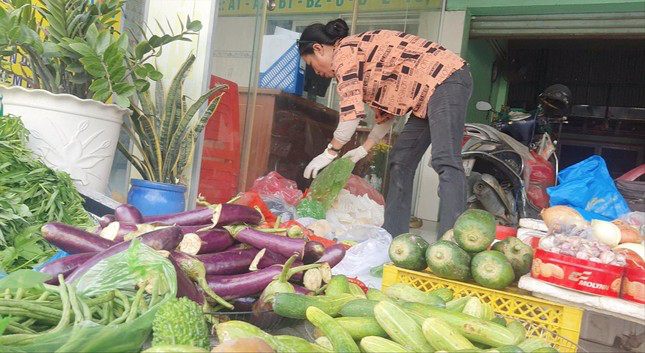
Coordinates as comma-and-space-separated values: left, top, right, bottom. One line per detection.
0, 0, 200, 192
119, 54, 227, 216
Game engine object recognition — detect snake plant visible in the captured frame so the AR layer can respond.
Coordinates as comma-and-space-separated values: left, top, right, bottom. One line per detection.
118, 54, 228, 185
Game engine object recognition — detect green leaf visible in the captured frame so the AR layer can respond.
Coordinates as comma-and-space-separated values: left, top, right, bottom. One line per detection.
187, 20, 203, 32
148, 35, 162, 48
134, 78, 149, 92
93, 88, 111, 101
143, 63, 156, 71
65, 62, 85, 73
69, 42, 96, 58
0, 316, 13, 336
0, 269, 50, 290
85, 23, 99, 48
83, 62, 106, 78
113, 82, 135, 97
108, 66, 126, 82
89, 78, 109, 92
134, 40, 153, 60
148, 70, 163, 81
95, 30, 111, 55
116, 32, 128, 51
114, 94, 130, 108
68, 74, 90, 84
134, 65, 149, 78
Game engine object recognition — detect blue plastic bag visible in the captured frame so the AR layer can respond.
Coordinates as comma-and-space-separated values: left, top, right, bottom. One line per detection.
547, 156, 631, 221
34, 250, 69, 271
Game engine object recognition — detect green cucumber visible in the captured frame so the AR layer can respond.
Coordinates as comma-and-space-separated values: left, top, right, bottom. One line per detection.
326, 275, 350, 296
339, 299, 378, 317
518, 338, 552, 352
334, 316, 388, 340
306, 306, 360, 353
446, 296, 471, 312
426, 240, 471, 281
389, 233, 429, 271
429, 287, 454, 302
506, 320, 527, 345
384, 283, 445, 307
273, 293, 354, 319
453, 209, 497, 252
491, 316, 508, 327
374, 301, 435, 353
494, 345, 526, 353
366, 288, 393, 302
348, 283, 367, 299
471, 251, 515, 290
359, 336, 409, 353
531, 347, 558, 353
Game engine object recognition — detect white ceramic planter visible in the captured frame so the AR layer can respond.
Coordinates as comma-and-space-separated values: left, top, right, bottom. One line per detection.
0, 86, 131, 193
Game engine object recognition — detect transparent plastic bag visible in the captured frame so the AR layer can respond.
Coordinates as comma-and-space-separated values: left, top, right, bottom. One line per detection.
250, 171, 303, 206
3, 240, 177, 353
307, 158, 355, 211
261, 195, 297, 222
344, 174, 385, 205
619, 212, 645, 228
295, 197, 326, 220
327, 189, 385, 228
332, 226, 392, 289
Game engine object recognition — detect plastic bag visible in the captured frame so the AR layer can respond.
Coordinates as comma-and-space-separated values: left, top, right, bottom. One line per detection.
250, 171, 303, 206
233, 192, 276, 223
327, 189, 385, 228
344, 174, 385, 205
332, 226, 392, 289
307, 158, 355, 211
261, 195, 297, 222
4, 240, 177, 353
619, 212, 645, 228
295, 197, 326, 220
547, 156, 631, 221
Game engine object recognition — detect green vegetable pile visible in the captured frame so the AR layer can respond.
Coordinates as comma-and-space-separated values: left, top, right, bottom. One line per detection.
0, 115, 94, 273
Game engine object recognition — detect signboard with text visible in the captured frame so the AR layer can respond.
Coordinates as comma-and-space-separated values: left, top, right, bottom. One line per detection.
219, 0, 440, 16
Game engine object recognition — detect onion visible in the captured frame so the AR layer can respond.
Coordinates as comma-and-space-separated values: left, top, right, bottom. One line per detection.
614, 243, 645, 262
612, 220, 643, 244
540, 206, 588, 232
591, 220, 621, 247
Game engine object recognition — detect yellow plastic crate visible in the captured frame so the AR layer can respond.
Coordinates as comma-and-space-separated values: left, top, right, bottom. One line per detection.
383, 264, 584, 351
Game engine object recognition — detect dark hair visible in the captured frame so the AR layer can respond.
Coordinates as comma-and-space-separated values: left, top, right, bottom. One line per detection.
298, 19, 349, 55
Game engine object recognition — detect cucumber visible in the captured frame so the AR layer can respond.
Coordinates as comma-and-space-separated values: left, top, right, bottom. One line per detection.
359, 336, 409, 353
400, 302, 516, 347
481, 302, 494, 320
494, 345, 526, 353
374, 301, 435, 353
306, 306, 360, 353
426, 240, 471, 281
385, 283, 445, 307
517, 338, 551, 352
315, 336, 333, 351
326, 275, 350, 296
273, 335, 322, 353
531, 347, 558, 353
389, 233, 429, 271
366, 288, 393, 302
471, 251, 515, 290
334, 316, 388, 340
474, 341, 492, 349
446, 296, 471, 312
492, 237, 534, 280
462, 297, 484, 318
506, 320, 527, 345
273, 293, 354, 319
348, 283, 367, 299
453, 209, 497, 252
429, 287, 454, 302
422, 317, 476, 351
339, 299, 378, 317
491, 316, 507, 327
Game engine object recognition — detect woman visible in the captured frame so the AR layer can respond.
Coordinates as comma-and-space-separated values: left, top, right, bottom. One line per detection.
299, 19, 472, 237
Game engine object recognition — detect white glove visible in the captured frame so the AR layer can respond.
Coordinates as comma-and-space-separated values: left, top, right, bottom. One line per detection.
343, 146, 368, 163
304, 149, 336, 179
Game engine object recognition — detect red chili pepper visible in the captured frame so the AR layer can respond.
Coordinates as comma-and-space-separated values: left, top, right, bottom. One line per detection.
347, 277, 369, 293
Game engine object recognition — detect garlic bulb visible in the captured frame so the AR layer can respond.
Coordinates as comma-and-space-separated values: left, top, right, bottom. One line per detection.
591, 220, 622, 247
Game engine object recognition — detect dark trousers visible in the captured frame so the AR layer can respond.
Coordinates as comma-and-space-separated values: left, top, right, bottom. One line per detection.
383, 66, 473, 238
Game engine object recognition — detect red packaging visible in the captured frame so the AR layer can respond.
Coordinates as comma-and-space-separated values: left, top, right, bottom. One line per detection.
496, 225, 517, 241
532, 248, 625, 298
622, 265, 645, 304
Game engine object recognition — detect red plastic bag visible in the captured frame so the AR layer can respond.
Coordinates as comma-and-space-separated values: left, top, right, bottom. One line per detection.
250, 171, 303, 206
343, 175, 385, 205
526, 151, 555, 209
233, 192, 276, 224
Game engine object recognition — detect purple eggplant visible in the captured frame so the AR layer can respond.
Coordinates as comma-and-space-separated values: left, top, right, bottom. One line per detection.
168, 255, 204, 305
114, 204, 144, 224
196, 248, 260, 275
99, 222, 138, 242
178, 229, 234, 255
293, 284, 313, 295
256, 250, 305, 282
143, 204, 261, 226
42, 222, 116, 254
98, 214, 115, 228
170, 251, 234, 309
230, 297, 257, 311
227, 226, 306, 260
316, 244, 346, 268
39, 252, 96, 285
303, 241, 325, 264
67, 226, 183, 282
179, 224, 214, 234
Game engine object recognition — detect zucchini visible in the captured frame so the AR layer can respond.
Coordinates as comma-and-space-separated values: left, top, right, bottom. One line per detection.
315, 336, 333, 351
491, 316, 507, 327
518, 338, 551, 352
531, 347, 558, 353
273, 335, 321, 353
334, 316, 388, 340
421, 317, 476, 351
481, 302, 494, 320
348, 283, 367, 299
506, 320, 527, 345
474, 341, 492, 349
400, 302, 516, 347
216, 321, 295, 353
366, 288, 393, 302
306, 306, 360, 353
326, 275, 350, 296
462, 297, 484, 318
273, 293, 354, 319
359, 336, 409, 353
429, 287, 454, 302
339, 299, 378, 317
493, 345, 526, 353
374, 301, 435, 353
446, 296, 471, 312
384, 283, 445, 308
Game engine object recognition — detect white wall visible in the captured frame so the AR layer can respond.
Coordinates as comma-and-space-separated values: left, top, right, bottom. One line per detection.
211, 17, 258, 86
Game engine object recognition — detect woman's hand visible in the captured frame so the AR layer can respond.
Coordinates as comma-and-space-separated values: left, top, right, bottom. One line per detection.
343, 146, 368, 163
304, 149, 336, 179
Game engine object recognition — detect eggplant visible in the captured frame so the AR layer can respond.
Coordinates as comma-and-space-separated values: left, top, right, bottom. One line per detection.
98, 214, 115, 228
178, 229, 235, 255
67, 226, 182, 282
230, 297, 258, 311
303, 241, 325, 264
39, 252, 96, 285
114, 204, 144, 224
168, 255, 204, 305
255, 250, 305, 282
196, 248, 260, 275
143, 204, 261, 226
293, 284, 313, 295
42, 222, 116, 254
316, 244, 346, 268
180, 224, 214, 234
226, 226, 306, 260
171, 251, 234, 309
99, 222, 138, 242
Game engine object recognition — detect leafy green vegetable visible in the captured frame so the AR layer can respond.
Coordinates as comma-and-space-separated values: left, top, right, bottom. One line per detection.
0, 269, 50, 290
0, 115, 94, 273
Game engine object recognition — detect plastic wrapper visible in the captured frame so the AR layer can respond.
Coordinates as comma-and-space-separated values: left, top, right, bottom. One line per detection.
3, 240, 177, 353
326, 189, 385, 228
250, 171, 303, 206
343, 174, 385, 205
307, 158, 355, 211
261, 195, 297, 222
618, 212, 645, 228
295, 197, 326, 220
332, 226, 392, 289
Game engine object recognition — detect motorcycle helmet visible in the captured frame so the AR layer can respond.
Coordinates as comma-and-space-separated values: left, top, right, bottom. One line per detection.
538, 84, 571, 116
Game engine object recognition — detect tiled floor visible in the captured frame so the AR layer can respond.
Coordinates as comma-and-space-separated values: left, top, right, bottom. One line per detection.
409, 219, 440, 244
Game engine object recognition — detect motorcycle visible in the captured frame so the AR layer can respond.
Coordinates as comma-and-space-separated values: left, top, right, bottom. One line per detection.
461, 85, 570, 226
